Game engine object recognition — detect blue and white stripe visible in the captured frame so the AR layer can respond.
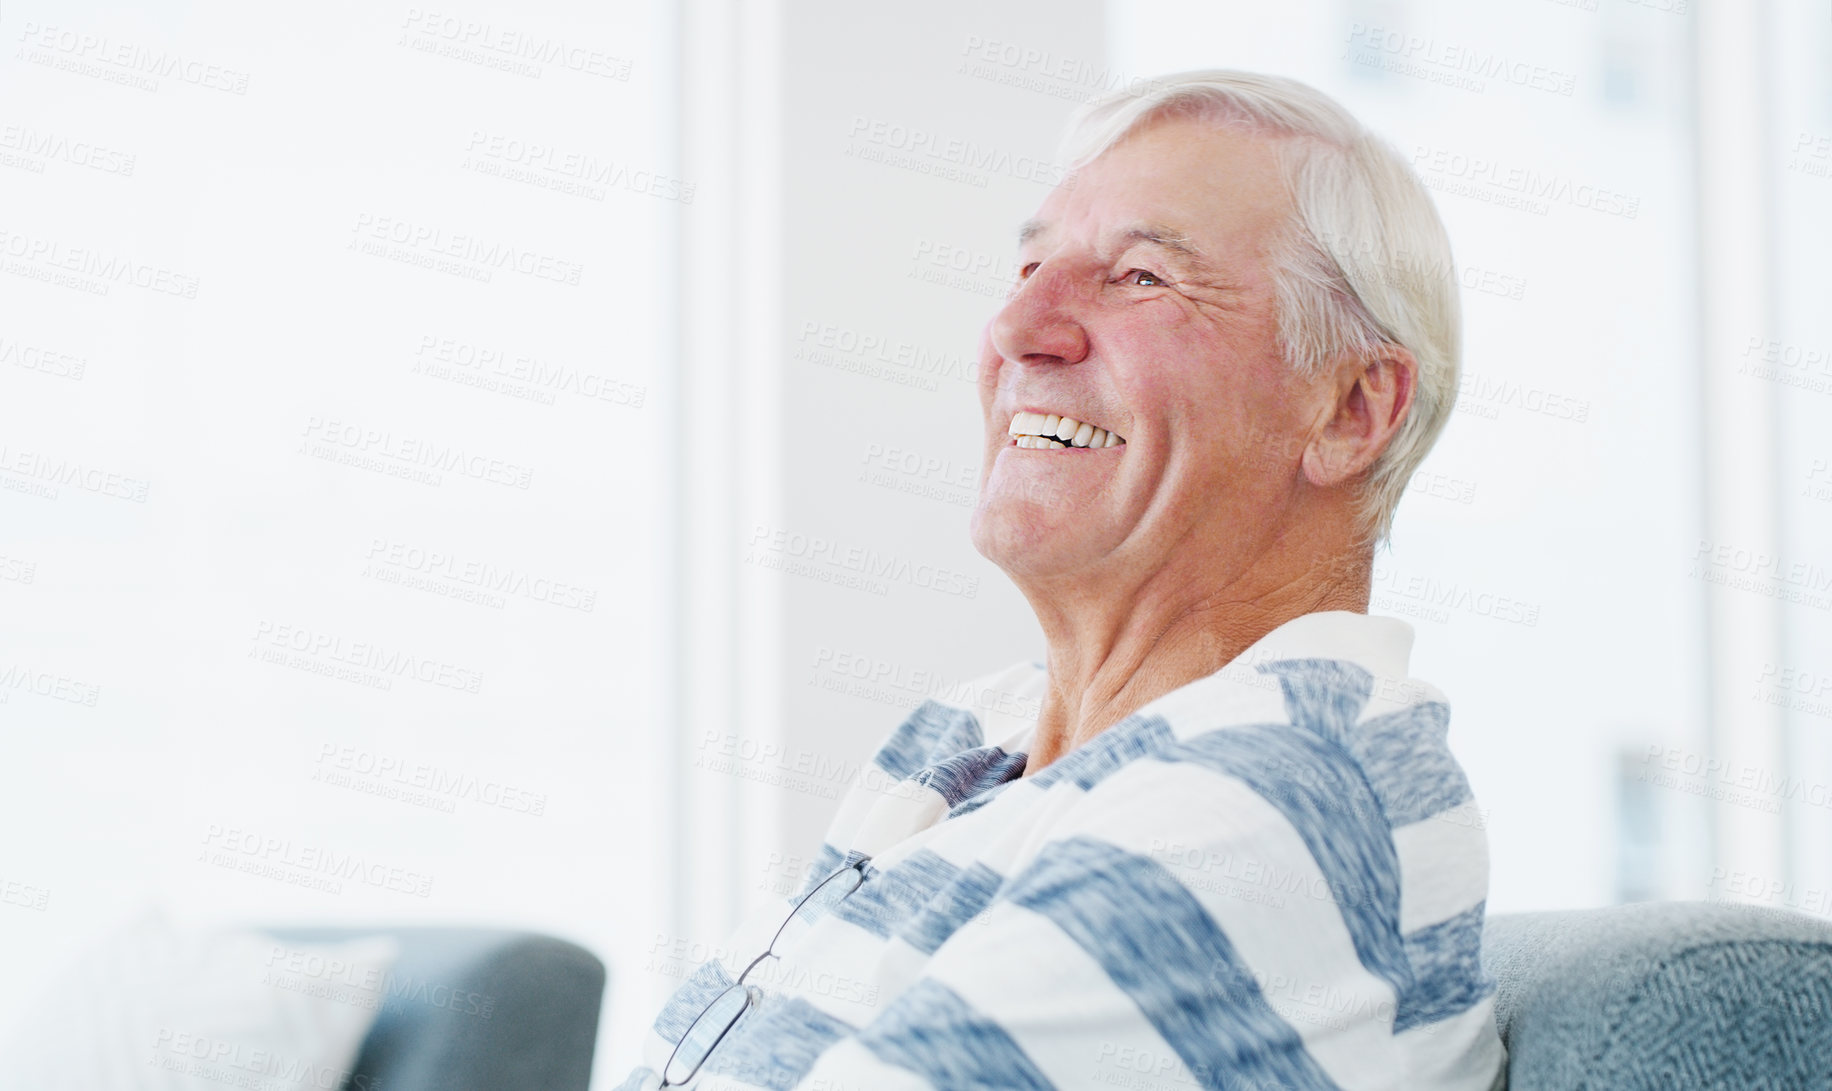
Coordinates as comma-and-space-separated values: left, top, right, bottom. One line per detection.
618, 612, 1505, 1091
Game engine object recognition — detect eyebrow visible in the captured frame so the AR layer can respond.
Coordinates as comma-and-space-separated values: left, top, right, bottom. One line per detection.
1016, 218, 1217, 275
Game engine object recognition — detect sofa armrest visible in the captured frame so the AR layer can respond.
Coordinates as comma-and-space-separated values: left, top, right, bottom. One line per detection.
267, 927, 605, 1091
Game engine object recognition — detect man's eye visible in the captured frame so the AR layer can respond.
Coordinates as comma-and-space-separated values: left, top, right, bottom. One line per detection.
1121, 268, 1165, 287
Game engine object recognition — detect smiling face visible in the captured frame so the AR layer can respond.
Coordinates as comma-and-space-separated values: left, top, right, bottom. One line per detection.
970, 116, 1334, 586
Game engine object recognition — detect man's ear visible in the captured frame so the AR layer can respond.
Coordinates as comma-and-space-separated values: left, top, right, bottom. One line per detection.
1300, 344, 1418, 489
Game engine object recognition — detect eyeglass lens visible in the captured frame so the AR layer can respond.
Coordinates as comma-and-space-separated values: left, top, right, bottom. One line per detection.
661, 982, 752, 1086
659, 862, 865, 1087
764, 863, 863, 960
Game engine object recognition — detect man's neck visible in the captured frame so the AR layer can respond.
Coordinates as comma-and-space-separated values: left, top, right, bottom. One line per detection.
1018, 544, 1371, 777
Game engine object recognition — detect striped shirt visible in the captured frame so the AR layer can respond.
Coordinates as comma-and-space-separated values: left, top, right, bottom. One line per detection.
619, 610, 1507, 1090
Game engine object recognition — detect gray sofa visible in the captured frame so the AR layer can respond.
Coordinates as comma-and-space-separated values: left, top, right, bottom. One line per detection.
266, 927, 605, 1091
270, 904, 1832, 1091
1484, 901, 1832, 1090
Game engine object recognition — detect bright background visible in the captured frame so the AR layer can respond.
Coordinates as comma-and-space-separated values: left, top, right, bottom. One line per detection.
1, 1, 1827, 1086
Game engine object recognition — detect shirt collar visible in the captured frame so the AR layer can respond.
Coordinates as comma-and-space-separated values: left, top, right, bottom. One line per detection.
844, 612, 1421, 857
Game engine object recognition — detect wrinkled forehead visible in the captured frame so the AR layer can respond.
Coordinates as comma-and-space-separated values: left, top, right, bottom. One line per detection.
1019, 118, 1293, 269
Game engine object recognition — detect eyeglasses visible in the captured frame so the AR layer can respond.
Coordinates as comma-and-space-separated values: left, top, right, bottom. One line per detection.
659, 858, 868, 1087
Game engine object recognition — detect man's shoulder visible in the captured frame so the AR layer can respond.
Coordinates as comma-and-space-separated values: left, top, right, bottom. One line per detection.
866, 658, 1044, 781
1236, 654, 1474, 832
1058, 652, 1476, 840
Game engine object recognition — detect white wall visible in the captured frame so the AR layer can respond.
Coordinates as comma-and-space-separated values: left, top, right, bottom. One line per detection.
1763, 0, 1832, 917
768, 0, 1104, 900
0, 1, 672, 1085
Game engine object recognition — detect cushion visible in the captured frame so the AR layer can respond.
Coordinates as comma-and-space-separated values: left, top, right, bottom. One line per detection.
1483, 901, 1832, 1091
0, 907, 398, 1089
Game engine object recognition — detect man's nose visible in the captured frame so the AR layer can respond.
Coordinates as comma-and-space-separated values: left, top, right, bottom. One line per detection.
989, 263, 1089, 368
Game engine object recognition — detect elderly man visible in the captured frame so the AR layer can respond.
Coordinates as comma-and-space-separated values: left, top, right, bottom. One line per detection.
619, 70, 1503, 1091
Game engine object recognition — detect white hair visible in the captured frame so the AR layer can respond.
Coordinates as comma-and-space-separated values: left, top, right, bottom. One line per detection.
1059, 70, 1460, 545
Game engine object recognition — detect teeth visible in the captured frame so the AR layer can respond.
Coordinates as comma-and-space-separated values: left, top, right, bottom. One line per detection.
1007, 411, 1042, 436
1005, 411, 1126, 447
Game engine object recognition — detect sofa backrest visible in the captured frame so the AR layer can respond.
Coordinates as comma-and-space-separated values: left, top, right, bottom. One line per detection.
1482, 901, 1832, 1090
